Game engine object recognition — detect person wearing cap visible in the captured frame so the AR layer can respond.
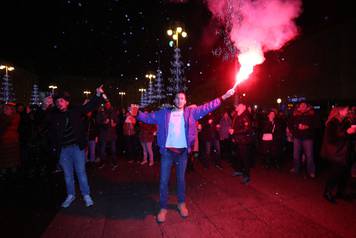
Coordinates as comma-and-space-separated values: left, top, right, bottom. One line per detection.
45, 85, 104, 208
131, 88, 235, 223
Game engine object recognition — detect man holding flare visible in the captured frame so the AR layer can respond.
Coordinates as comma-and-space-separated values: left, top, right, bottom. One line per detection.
130, 87, 235, 223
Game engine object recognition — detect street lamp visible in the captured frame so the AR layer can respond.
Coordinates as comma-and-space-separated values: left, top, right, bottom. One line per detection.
277, 98, 282, 110
0, 65, 15, 77
139, 88, 146, 106
139, 88, 146, 96
119, 91, 126, 107
83, 90, 91, 98
49, 85, 58, 95
145, 73, 156, 82
167, 26, 187, 48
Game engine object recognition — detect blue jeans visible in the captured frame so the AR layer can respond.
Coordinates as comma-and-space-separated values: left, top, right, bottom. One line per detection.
59, 145, 90, 196
88, 140, 96, 162
140, 141, 154, 162
160, 149, 188, 209
293, 138, 315, 174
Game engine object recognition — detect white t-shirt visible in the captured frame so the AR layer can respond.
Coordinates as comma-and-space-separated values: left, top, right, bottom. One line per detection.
165, 110, 187, 148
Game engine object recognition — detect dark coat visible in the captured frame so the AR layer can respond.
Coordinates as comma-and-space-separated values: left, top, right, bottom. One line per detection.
97, 109, 117, 141
260, 118, 285, 143
201, 117, 219, 142
231, 111, 255, 144
83, 115, 98, 141
45, 96, 101, 157
320, 118, 352, 165
0, 113, 20, 168
288, 108, 319, 140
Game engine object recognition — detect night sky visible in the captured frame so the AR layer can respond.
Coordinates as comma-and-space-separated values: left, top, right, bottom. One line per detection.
1, 0, 355, 104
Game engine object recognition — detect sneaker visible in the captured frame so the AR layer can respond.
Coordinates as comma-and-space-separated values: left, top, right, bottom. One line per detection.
83, 195, 94, 207
98, 163, 105, 169
177, 203, 189, 218
157, 209, 168, 223
61, 195, 75, 208
149, 161, 154, 166
232, 171, 243, 177
140, 160, 148, 165
242, 176, 250, 185
309, 173, 316, 179
215, 164, 223, 170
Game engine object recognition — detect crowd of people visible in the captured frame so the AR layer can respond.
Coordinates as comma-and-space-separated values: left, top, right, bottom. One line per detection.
0, 87, 355, 222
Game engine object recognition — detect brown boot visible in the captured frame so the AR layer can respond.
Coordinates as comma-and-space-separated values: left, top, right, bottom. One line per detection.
177, 203, 189, 218
157, 209, 168, 223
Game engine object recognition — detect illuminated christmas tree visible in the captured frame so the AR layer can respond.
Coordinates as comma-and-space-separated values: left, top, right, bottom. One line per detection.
146, 76, 155, 105
167, 47, 187, 96
0, 74, 16, 104
30, 83, 41, 106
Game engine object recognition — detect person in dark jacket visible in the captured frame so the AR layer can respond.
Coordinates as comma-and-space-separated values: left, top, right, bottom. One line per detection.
321, 106, 356, 203
259, 109, 285, 169
44, 85, 104, 208
133, 88, 235, 223
288, 102, 319, 178
97, 101, 118, 170
200, 113, 222, 169
0, 104, 20, 176
218, 111, 232, 162
230, 103, 255, 184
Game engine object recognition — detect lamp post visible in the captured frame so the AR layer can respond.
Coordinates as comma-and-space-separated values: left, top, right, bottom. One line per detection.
146, 73, 155, 104
139, 88, 146, 97
277, 98, 282, 110
48, 85, 58, 95
145, 73, 156, 82
167, 27, 188, 95
167, 26, 187, 48
119, 91, 126, 108
83, 90, 91, 98
139, 88, 146, 107
0, 65, 15, 77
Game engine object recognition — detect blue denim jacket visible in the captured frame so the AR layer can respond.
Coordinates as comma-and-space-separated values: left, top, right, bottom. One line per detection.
137, 98, 222, 154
